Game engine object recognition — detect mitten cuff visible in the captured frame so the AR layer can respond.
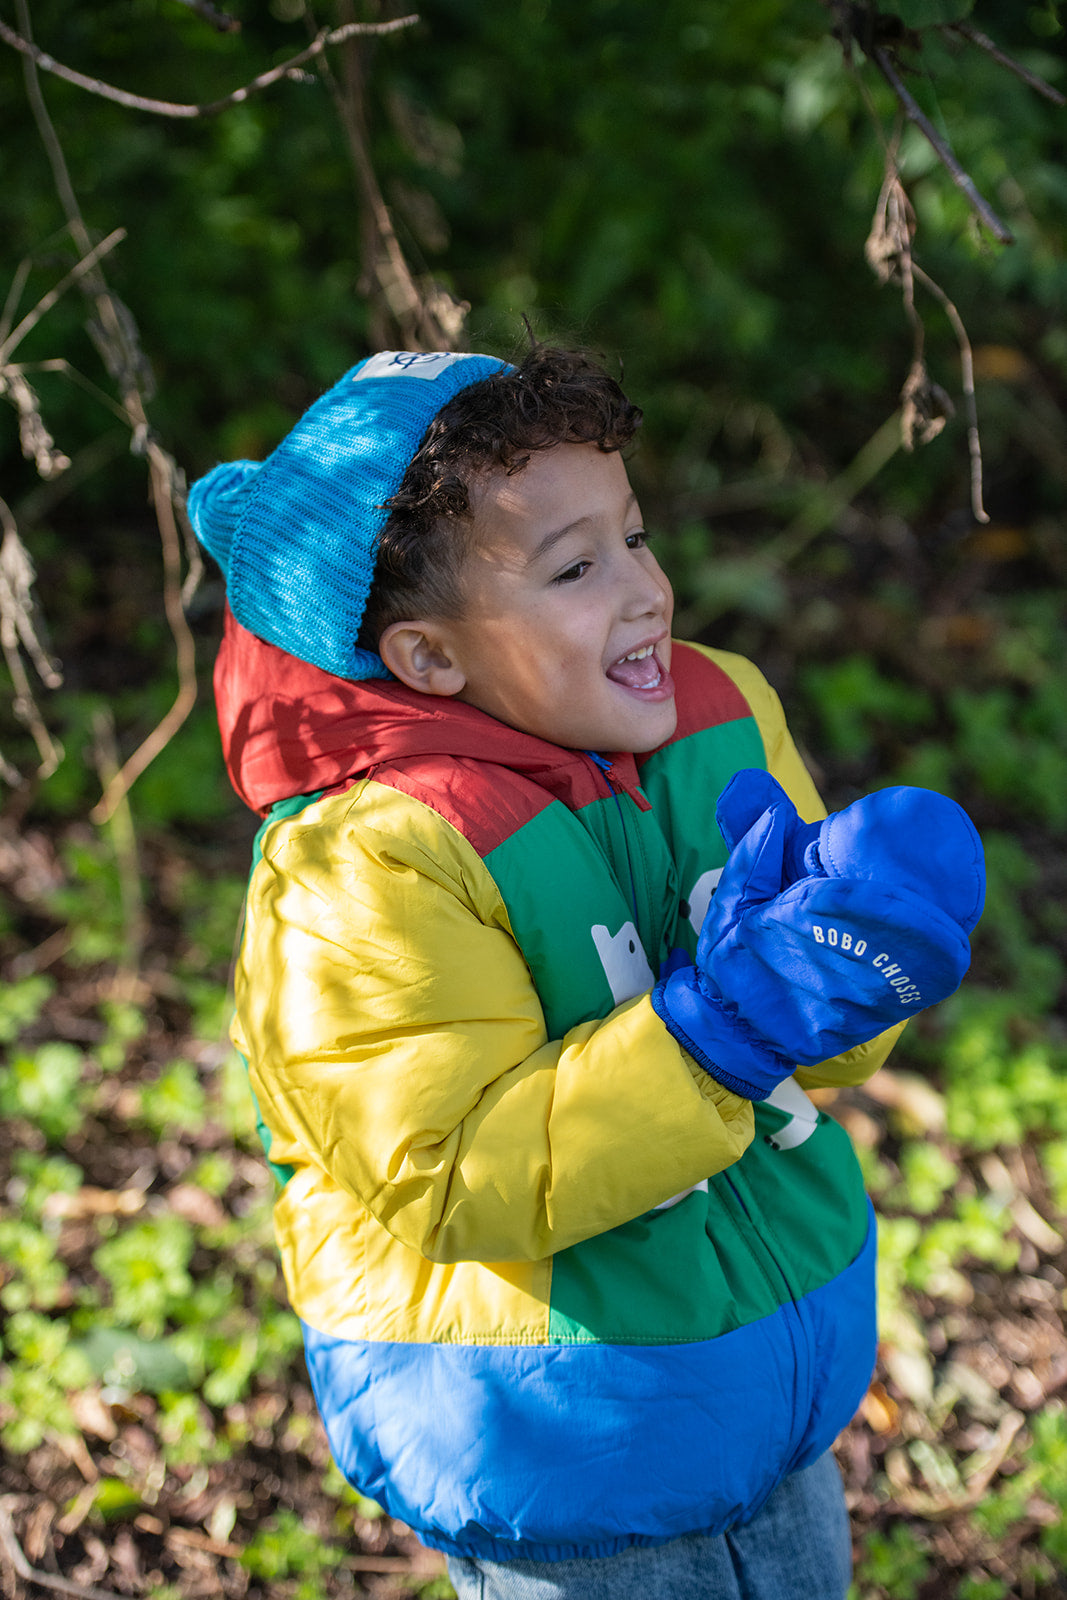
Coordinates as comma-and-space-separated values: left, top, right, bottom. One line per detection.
651, 967, 796, 1102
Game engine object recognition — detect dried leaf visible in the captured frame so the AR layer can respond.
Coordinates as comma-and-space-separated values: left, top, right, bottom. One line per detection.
900, 358, 955, 450
861, 1380, 900, 1434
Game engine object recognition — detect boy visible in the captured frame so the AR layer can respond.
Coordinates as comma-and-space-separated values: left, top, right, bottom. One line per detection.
189, 345, 984, 1599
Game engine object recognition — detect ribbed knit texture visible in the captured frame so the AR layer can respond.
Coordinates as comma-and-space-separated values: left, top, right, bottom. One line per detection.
187, 351, 508, 680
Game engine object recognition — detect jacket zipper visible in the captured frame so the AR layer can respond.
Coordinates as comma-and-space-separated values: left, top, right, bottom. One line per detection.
586, 752, 644, 935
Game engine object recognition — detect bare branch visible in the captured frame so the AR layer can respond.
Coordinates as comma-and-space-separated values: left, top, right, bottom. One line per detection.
0, 228, 126, 363
17, 357, 133, 426
0, 15, 419, 119
870, 45, 1014, 245
90, 444, 199, 825
314, 17, 466, 351
949, 21, 1066, 107
16, 0, 200, 815
0, 255, 33, 348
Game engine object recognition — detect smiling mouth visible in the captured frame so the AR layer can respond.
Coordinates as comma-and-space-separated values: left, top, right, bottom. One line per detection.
606, 644, 664, 691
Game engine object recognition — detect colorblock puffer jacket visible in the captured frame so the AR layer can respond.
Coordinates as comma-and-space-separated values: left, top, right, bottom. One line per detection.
214, 611, 897, 1562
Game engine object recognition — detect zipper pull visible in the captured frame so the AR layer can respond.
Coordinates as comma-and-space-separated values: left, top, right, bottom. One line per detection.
586, 750, 614, 780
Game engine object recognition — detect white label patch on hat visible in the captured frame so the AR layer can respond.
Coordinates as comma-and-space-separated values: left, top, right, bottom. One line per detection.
353, 351, 474, 382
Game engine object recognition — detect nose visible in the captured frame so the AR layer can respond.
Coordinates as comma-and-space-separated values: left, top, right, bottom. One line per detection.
622, 547, 673, 620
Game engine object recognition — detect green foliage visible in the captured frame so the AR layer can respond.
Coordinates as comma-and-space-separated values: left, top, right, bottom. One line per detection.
891, 1139, 958, 1215
0, 974, 55, 1043
170, 869, 248, 973
89, 1477, 148, 1523
10, 1150, 83, 1216
972, 1405, 1067, 1565
127, 702, 234, 826
950, 678, 1067, 829
852, 1522, 932, 1599
799, 656, 934, 763
0, 1215, 68, 1311
133, 1058, 208, 1137
1041, 1138, 1067, 1212
190, 1150, 236, 1197
238, 1508, 344, 1586
0, 1040, 86, 1141
215, 1048, 262, 1148
0, 1311, 93, 1453
47, 835, 129, 966
905, 1195, 1019, 1294
418, 1580, 458, 1600
955, 1577, 1009, 1600
941, 998, 1067, 1148
156, 1392, 232, 1468
95, 998, 147, 1073
92, 1212, 196, 1337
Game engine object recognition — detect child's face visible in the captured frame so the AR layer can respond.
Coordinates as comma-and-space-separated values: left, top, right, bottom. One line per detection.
439, 442, 677, 753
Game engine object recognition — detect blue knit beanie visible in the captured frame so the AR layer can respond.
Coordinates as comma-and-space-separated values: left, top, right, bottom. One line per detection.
187, 349, 509, 680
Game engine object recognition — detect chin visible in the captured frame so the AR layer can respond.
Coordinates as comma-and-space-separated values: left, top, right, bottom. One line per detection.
602, 707, 679, 755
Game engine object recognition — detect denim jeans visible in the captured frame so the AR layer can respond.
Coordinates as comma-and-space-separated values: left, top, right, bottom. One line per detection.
445, 1451, 851, 1600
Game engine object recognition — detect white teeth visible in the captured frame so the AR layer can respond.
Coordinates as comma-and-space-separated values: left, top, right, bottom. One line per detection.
622, 645, 654, 662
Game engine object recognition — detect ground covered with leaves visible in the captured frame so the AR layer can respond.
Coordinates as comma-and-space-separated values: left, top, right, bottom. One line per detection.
1, 470, 1066, 1600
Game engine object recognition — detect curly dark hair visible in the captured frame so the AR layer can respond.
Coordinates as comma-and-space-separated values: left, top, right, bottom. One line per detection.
357, 345, 642, 650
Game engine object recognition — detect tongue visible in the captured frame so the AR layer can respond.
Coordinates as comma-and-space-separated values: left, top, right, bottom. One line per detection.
606, 652, 661, 689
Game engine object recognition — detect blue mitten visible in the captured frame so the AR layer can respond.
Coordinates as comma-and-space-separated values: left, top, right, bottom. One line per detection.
652, 772, 985, 1100
715, 769, 985, 931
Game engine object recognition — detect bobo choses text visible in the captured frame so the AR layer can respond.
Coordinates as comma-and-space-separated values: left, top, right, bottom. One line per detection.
812, 929, 923, 1006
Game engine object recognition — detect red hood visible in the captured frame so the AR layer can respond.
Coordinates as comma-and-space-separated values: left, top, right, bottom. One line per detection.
214, 608, 646, 815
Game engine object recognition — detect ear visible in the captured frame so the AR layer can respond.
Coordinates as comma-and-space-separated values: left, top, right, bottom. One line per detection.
378, 621, 467, 698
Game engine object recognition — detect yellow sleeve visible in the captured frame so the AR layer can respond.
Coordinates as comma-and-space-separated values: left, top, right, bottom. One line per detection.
686, 642, 903, 1090
235, 781, 753, 1267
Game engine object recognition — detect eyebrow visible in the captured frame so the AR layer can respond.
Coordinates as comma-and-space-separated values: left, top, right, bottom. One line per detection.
525, 492, 640, 568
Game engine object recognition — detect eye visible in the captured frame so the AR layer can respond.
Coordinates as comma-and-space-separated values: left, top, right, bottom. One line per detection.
552, 560, 591, 584
625, 528, 650, 549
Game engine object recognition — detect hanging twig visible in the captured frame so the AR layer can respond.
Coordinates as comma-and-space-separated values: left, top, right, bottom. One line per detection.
863, 143, 987, 519
869, 44, 1014, 245
912, 263, 989, 523
949, 21, 1066, 107
0, 15, 419, 119
865, 151, 953, 445
842, 35, 995, 523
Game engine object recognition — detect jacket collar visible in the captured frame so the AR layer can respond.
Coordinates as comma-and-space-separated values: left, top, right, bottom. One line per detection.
214, 608, 645, 815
